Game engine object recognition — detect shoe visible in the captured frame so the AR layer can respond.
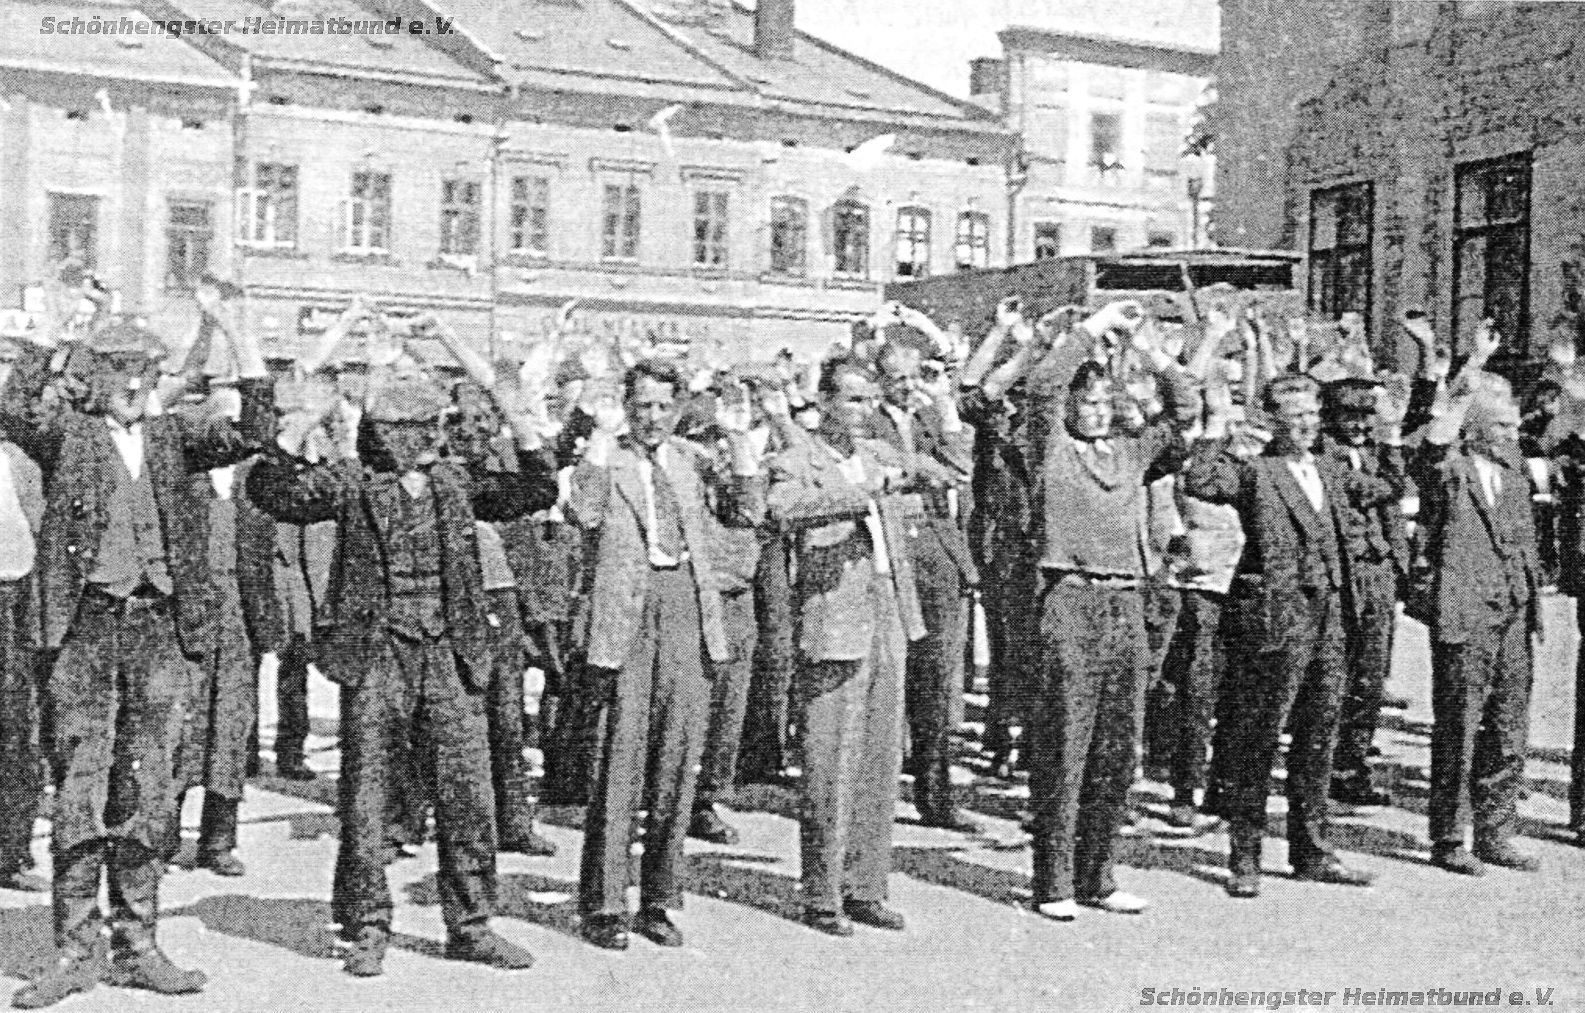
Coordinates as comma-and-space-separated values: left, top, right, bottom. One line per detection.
580, 914, 629, 951
1292, 856, 1374, 887
342, 927, 388, 978
1079, 891, 1149, 914
1431, 845, 1485, 877
446, 929, 536, 969
799, 909, 854, 937
843, 900, 905, 931
1330, 779, 1392, 807
276, 760, 317, 782
920, 810, 981, 834
1474, 840, 1540, 872
687, 808, 740, 846
1164, 806, 1220, 835
633, 909, 684, 947
498, 829, 557, 857
1034, 900, 1079, 922
108, 948, 207, 995
196, 852, 246, 878
11, 951, 105, 1009
1226, 871, 1261, 899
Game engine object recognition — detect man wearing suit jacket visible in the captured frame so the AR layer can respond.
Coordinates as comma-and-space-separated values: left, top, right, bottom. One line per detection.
1, 315, 271, 1009
0, 427, 44, 892
871, 341, 980, 830
568, 359, 764, 951
248, 349, 556, 978
1414, 329, 1541, 876
1185, 373, 1403, 899
1320, 378, 1409, 807
766, 358, 927, 937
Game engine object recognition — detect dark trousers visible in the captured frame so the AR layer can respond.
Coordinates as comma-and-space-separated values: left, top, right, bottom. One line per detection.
1573, 601, 1585, 833
1334, 561, 1397, 783
332, 633, 497, 937
983, 541, 1039, 761
578, 567, 708, 917
541, 659, 602, 806
1151, 589, 1225, 803
0, 579, 42, 873
741, 537, 795, 781
697, 589, 757, 811
903, 522, 966, 821
485, 588, 538, 843
164, 791, 239, 861
52, 839, 163, 958
1207, 587, 1345, 867
798, 580, 905, 914
1029, 581, 1144, 904
1429, 613, 1532, 846
275, 632, 311, 767
48, 590, 188, 857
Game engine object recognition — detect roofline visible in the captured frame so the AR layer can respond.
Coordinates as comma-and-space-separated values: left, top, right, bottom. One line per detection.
251, 56, 505, 93
0, 58, 240, 90
999, 24, 1218, 74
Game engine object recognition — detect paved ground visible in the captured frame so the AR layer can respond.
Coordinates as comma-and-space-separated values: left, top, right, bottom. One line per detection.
4, 600, 1585, 1012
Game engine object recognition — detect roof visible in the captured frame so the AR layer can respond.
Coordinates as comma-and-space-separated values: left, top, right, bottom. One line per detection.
424, 0, 998, 125
998, 24, 1217, 74
165, 0, 495, 87
4, 0, 240, 87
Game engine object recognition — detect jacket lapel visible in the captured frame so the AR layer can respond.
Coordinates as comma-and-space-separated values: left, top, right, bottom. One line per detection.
362, 470, 404, 550
1269, 456, 1326, 541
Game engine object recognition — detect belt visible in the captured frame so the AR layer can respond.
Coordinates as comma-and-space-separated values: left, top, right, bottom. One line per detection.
1042, 568, 1139, 589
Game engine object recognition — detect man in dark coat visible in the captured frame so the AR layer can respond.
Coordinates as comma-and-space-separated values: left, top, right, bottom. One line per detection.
0, 430, 45, 891
1185, 373, 1403, 899
249, 335, 557, 976
1319, 377, 1409, 807
1, 315, 271, 1009
1414, 331, 1542, 875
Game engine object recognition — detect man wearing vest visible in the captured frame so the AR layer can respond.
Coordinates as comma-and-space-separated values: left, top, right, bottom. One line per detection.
249, 325, 559, 978
1185, 373, 1403, 899
1, 313, 271, 1009
1025, 301, 1198, 921
1415, 325, 1542, 876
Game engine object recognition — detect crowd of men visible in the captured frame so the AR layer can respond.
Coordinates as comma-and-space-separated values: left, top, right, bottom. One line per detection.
0, 265, 1581, 1008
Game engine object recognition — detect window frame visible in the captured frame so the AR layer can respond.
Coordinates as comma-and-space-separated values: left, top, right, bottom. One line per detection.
164, 199, 212, 292
1452, 152, 1532, 359
768, 195, 808, 277
509, 175, 550, 257
692, 189, 730, 269
238, 162, 299, 248
438, 178, 483, 258
601, 182, 642, 262
832, 199, 871, 279
1032, 221, 1061, 261
1307, 180, 1375, 323
1090, 225, 1119, 254
342, 170, 393, 254
47, 192, 99, 271
954, 210, 990, 271
894, 205, 932, 280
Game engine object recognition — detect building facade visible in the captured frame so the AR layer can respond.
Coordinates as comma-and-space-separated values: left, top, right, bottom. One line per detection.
967, 23, 1216, 264
1, 0, 1014, 362
1215, 0, 1585, 376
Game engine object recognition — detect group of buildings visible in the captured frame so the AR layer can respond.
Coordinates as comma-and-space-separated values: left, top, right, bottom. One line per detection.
6, 0, 1575, 379
0, 0, 1216, 362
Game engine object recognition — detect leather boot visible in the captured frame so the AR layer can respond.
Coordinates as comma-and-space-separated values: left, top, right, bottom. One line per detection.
1226, 825, 1262, 899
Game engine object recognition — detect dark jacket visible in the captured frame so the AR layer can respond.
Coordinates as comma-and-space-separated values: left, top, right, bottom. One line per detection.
0, 346, 270, 655
246, 445, 558, 690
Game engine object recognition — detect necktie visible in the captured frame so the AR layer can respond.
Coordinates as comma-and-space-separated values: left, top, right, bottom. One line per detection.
649, 457, 685, 561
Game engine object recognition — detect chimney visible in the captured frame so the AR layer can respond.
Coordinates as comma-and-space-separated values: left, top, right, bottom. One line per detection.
969, 58, 1004, 99
755, 0, 795, 61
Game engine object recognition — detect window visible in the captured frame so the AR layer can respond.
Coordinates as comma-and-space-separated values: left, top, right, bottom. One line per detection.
894, 207, 931, 279
439, 179, 482, 256
769, 195, 807, 276
1147, 229, 1176, 249
693, 191, 729, 268
48, 193, 98, 270
1308, 181, 1374, 321
1144, 112, 1182, 176
954, 211, 990, 271
510, 176, 549, 256
1033, 222, 1061, 260
832, 200, 870, 278
340, 171, 392, 253
601, 183, 641, 261
1454, 153, 1531, 357
239, 162, 298, 246
1090, 226, 1118, 253
165, 201, 211, 290
1090, 112, 1122, 169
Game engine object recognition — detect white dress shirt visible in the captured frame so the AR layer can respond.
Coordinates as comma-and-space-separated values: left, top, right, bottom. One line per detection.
637, 443, 683, 568
827, 445, 892, 575
106, 417, 145, 480
1472, 455, 1503, 507
1286, 453, 1325, 513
